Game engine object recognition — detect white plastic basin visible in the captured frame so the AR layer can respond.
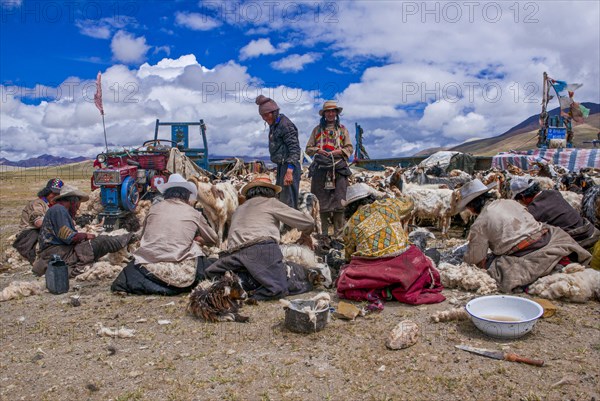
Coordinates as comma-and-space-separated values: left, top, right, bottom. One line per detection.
465, 295, 543, 339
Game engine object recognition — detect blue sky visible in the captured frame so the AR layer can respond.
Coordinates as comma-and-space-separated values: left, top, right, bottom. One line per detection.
1, 0, 599, 160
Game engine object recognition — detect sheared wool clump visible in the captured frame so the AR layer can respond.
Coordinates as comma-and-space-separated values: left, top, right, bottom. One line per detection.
280, 244, 319, 266
96, 323, 135, 338
75, 261, 123, 281
430, 308, 469, 323
3, 237, 30, 271
80, 189, 104, 214
0, 280, 46, 302
134, 200, 152, 223
281, 229, 302, 244
444, 238, 468, 248
528, 269, 600, 303
437, 262, 499, 294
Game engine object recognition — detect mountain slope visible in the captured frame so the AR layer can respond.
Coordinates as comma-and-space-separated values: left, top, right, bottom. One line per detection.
450, 102, 599, 156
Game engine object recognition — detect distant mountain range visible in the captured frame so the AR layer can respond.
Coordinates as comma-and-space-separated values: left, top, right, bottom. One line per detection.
0, 154, 89, 167
414, 102, 600, 156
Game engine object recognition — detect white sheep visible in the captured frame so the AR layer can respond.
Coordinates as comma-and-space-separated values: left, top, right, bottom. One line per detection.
190, 177, 239, 247
404, 184, 458, 238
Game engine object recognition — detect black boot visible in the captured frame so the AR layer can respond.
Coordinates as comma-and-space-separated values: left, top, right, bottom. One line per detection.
91, 233, 134, 260
320, 212, 331, 236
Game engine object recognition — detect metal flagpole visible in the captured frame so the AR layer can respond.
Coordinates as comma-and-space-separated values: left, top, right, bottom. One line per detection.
101, 113, 108, 153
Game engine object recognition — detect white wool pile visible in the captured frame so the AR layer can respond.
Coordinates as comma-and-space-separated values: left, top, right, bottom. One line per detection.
96, 323, 135, 338
281, 229, 302, 244
437, 262, 498, 294
75, 261, 123, 281
430, 308, 469, 323
0, 280, 46, 302
559, 191, 583, 212
528, 268, 600, 303
280, 244, 319, 266
134, 200, 152, 222
444, 238, 468, 248
3, 235, 30, 270
80, 189, 103, 214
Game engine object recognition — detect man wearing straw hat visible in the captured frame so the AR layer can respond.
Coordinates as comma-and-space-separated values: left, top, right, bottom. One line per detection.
13, 178, 63, 264
255, 94, 302, 209
305, 100, 353, 239
111, 174, 218, 295
456, 179, 591, 293
32, 184, 135, 277
205, 174, 316, 300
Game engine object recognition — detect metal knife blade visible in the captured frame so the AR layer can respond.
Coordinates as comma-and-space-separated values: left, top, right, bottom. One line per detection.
455, 344, 545, 366
455, 344, 504, 360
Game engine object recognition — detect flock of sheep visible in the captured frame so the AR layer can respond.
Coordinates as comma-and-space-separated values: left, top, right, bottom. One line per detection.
2, 159, 599, 304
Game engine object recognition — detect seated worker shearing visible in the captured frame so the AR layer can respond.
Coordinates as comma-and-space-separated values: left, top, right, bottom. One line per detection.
458, 179, 592, 293
13, 178, 63, 264
336, 183, 446, 306
33, 184, 135, 277
205, 174, 316, 300
112, 174, 218, 295
510, 177, 599, 249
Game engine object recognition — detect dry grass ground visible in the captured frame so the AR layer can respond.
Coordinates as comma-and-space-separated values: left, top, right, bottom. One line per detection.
1, 168, 599, 401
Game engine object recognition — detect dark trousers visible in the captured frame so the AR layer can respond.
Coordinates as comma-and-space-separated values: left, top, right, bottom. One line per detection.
276, 162, 301, 209
111, 256, 215, 296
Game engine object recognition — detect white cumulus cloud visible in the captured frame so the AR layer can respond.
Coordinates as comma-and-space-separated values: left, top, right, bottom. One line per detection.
239, 38, 291, 60
271, 53, 321, 72
110, 30, 150, 64
175, 12, 222, 31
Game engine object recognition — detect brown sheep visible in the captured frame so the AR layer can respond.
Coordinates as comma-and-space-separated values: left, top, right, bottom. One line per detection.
187, 271, 249, 323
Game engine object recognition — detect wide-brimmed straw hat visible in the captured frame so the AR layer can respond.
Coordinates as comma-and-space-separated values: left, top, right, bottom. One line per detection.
241, 174, 281, 196
54, 184, 90, 202
157, 173, 198, 199
318, 100, 343, 116
341, 183, 385, 207
454, 179, 496, 214
510, 177, 535, 199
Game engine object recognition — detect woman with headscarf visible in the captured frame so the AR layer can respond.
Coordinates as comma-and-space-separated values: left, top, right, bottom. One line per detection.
336, 184, 445, 306
305, 100, 353, 239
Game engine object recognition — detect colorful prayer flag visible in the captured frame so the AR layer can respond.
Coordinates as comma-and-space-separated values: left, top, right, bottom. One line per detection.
559, 96, 573, 109
551, 80, 568, 93
94, 71, 104, 116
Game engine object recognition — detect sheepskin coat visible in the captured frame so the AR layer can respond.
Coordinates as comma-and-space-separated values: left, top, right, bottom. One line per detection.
133, 199, 217, 287
465, 199, 592, 292
226, 197, 314, 250
526, 190, 599, 248
19, 197, 49, 229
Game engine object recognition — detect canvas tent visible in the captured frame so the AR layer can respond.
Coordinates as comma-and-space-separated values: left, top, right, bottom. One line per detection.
418, 151, 477, 174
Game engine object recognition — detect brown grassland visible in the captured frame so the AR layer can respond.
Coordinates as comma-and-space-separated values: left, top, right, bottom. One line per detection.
0, 164, 599, 401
